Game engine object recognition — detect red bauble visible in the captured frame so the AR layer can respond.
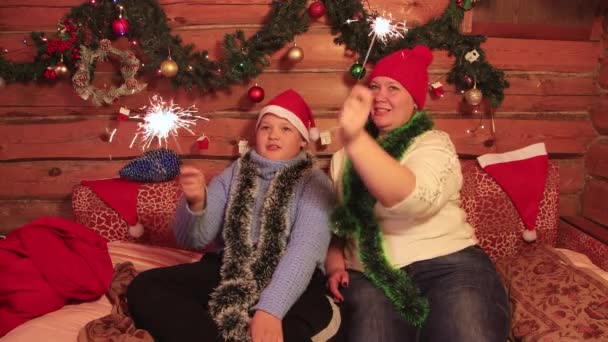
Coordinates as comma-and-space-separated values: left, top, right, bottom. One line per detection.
43, 67, 57, 81
247, 85, 265, 103
112, 17, 130, 36
308, 1, 326, 19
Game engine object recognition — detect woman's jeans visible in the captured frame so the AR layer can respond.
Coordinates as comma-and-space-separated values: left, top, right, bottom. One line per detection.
339, 245, 511, 342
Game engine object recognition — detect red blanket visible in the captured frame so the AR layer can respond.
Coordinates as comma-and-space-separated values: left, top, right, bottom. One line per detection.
0, 217, 113, 337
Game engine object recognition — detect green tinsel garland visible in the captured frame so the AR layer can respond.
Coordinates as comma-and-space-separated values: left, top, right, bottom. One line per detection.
0, 0, 508, 107
332, 111, 434, 327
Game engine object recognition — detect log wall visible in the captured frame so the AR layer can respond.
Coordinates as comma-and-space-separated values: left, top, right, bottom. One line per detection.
0, 0, 600, 234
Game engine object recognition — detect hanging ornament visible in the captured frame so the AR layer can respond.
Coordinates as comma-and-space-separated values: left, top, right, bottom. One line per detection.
73, 41, 147, 106
308, 1, 326, 19
0, 76, 5, 89
238, 139, 249, 155
465, 49, 480, 63
160, 48, 179, 78
429, 81, 445, 99
43, 66, 57, 81
160, 57, 178, 78
464, 84, 483, 106
319, 131, 332, 146
247, 85, 265, 103
458, 0, 479, 10
197, 135, 210, 150
117, 107, 130, 121
112, 6, 130, 36
349, 63, 366, 79
463, 75, 474, 89
286, 45, 304, 63
54, 55, 69, 79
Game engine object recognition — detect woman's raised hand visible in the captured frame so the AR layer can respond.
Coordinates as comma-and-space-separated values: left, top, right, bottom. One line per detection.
339, 85, 374, 143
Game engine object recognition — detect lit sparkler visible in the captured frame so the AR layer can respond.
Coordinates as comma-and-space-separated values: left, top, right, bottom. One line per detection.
347, 13, 408, 80
129, 95, 209, 150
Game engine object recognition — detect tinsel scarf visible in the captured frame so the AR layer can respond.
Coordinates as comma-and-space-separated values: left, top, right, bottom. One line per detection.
208, 151, 313, 342
332, 111, 434, 328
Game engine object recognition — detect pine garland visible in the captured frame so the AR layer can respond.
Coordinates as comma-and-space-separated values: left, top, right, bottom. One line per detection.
0, 0, 309, 91
0, 0, 508, 107
332, 111, 435, 328
324, 1, 509, 107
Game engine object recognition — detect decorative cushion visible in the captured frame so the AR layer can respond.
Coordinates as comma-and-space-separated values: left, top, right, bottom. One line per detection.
496, 245, 608, 341
72, 160, 560, 257
72, 181, 181, 248
558, 222, 608, 272
460, 160, 559, 261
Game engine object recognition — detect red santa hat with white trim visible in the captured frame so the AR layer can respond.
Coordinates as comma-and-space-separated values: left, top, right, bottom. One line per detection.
256, 89, 319, 142
477, 143, 549, 242
81, 178, 144, 238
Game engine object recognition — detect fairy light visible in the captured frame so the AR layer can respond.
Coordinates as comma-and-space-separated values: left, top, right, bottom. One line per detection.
129, 95, 209, 150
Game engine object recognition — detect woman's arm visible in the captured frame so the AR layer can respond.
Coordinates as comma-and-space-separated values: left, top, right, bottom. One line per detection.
339, 85, 416, 207
345, 132, 416, 207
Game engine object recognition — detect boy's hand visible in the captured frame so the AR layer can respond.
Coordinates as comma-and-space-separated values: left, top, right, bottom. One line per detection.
178, 165, 206, 212
339, 85, 373, 143
326, 269, 349, 303
250, 310, 283, 342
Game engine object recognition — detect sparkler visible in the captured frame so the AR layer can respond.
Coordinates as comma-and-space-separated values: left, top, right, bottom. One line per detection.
127, 95, 209, 150
347, 13, 408, 80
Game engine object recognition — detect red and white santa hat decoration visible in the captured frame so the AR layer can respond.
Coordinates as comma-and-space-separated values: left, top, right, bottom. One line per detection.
81, 178, 144, 238
477, 142, 549, 242
256, 89, 319, 142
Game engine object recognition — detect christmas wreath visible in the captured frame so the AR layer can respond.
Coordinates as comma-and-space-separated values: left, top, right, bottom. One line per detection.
73, 39, 147, 106
0, 0, 507, 106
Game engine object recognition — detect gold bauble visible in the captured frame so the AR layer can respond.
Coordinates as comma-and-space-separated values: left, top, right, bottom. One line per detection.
160, 58, 179, 78
54, 62, 69, 78
286, 46, 304, 63
464, 87, 483, 106
0, 76, 5, 88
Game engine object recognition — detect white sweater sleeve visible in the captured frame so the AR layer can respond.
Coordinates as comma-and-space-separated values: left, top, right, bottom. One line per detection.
379, 130, 462, 218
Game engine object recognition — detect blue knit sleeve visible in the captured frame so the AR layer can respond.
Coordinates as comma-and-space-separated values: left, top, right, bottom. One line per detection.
255, 170, 335, 319
173, 163, 234, 250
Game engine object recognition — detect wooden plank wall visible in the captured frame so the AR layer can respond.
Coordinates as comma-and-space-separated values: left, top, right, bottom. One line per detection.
582, 10, 608, 228
0, 0, 600, 234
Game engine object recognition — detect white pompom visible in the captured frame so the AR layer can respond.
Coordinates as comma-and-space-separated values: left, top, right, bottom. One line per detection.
522, 229, 537, 242
309, 127, 320, 142
128, 222, 144, 238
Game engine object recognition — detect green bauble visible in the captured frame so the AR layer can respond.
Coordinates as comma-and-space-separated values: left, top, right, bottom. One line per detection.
462, 0, 474, 10
349, 63, 366, 79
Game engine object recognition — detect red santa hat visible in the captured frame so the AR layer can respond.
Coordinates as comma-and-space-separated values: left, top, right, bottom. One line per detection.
368, 45, 433, 109
477, 143, 549, 242
81, 178, 144, 238
256, 89, 319, 142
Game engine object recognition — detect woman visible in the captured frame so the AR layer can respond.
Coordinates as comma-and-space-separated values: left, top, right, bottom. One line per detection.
127, 89, 337, 342
326, 45, 510, 341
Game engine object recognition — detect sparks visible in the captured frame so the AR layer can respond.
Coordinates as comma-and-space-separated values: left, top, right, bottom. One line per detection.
130, 95, 209, 150
367, 15, 405, 44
